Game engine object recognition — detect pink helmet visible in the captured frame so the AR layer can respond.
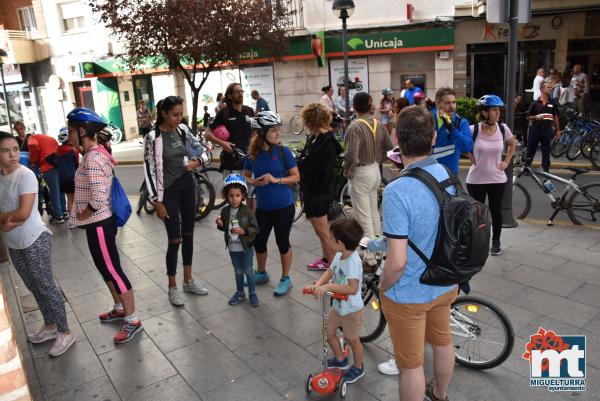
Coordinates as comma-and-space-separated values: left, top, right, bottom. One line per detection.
414, 91, 426, 100
387, 147, 403, 166
213, 125, 230, 141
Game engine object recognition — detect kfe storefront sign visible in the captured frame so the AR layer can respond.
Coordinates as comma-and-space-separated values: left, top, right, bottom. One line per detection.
482, 23, 541, 40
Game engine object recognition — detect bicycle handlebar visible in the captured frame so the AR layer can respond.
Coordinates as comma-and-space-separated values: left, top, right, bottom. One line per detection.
302, 288, 348, 301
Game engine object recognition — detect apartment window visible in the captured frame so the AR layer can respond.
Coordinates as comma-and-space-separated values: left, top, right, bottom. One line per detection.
60, 2, 85, 33
17, 7, 37, 32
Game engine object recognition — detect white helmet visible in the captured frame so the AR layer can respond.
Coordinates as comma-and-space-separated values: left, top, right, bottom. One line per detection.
252, 111, 282, 131
58, 127, 69, 144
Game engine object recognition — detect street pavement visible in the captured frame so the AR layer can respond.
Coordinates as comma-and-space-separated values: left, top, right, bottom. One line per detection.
2, 198, 599, 401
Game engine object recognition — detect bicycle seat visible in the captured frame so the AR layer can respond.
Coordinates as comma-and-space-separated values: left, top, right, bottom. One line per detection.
565, 167, 589, 175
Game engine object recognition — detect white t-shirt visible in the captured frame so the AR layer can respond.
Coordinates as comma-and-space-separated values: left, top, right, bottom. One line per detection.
532, 75, 544, 101
227, 207, 244, 252
329, 251, 363, 316
0, 165, 50, 249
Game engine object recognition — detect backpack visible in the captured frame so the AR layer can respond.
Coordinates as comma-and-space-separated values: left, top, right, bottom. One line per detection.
96, 147, 132, 227
401, 166, 491, 286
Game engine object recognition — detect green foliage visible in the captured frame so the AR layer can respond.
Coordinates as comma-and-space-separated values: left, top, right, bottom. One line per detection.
456, 97, 478, 123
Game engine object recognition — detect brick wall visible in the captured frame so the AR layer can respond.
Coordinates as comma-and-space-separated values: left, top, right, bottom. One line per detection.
0, 0, 33, 30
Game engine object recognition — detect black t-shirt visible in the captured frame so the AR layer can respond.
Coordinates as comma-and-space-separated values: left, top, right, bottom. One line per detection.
298, 132, 340, 194
527, 98, 558, 132
17, 135, 30, 152
210, 105, 254, 152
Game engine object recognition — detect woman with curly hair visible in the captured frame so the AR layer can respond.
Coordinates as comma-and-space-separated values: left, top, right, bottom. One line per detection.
297, 103, 341, 271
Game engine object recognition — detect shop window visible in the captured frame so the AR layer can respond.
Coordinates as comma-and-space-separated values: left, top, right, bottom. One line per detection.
17, 7, 37, 32
59, 2, 85, 33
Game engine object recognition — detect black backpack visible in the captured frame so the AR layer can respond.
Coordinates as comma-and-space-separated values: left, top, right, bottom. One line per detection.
401, 166, 491, 286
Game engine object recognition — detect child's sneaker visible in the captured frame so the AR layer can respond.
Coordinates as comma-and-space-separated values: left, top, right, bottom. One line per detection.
254, 271, 270, 284
327, 356, 349, 370
343, 365, 365, 383
113, 320, 143, 344
49, 216, 64, 224
273, 277, 292, 296
378, 358, 399, 375
307, 257, 329, 271
228, 292, 246, 305
249, 293, 260, 307
99, 309, 125, 323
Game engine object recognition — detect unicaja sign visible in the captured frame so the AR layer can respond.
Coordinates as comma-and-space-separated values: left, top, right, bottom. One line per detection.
364, 37, 404, 49
523, 327, 586, 392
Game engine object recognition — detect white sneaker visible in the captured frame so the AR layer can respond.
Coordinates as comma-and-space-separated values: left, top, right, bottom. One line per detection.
168, 287, 184, 306
28, 326, 57, 344
182, 279, 208, 295
378, 358, 399, 375
48, 332, 76, 357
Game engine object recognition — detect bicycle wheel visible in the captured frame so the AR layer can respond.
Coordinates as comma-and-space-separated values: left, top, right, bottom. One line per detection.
291, 184, 304, 222
580, 130, 599, 160
359, 279, 386, 343
143, 194, 156, 215
195, 177, 215, 221
567, 182, 600, 226
204, 167, 227, 210
511, 181, 531, 219
590, 137, 600, 170
339, 181, 352, 217
451, 296, 514, 370
289, 115, 304, 136
566, 133, 583, 160
550, 131, 569, 157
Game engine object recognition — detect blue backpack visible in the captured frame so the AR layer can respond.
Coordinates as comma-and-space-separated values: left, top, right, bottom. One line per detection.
97, 147, 131, 227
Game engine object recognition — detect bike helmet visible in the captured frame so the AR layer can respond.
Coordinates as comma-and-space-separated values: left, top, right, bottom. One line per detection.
66, 107, 107, 134
252, 111, 283, 148
386, 147, 403, 166
414, 91, 426, 101
478, 95, 504, 108
223, 173, 248, 192
57, 127, 69, 144
213, 125, 230, 142
382, 88, 393, 95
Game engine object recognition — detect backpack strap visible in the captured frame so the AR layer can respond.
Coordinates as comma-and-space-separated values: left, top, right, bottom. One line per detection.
277, 145, 289, 177
472, 123, 479, 143
473, 122, 506, 143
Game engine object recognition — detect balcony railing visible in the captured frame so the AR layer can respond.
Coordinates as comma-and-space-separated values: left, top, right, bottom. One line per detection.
270, 0, 304, 30
0, 30, 48, 64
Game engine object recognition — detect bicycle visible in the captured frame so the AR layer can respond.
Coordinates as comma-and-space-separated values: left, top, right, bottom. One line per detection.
338, 175, 389, 218
107, 123, 123, 145
358, 241, 515, 370
512, 150, 600, 226
136, 181, 155, 215
289, 105, 305, 136
197, 147, 247, 211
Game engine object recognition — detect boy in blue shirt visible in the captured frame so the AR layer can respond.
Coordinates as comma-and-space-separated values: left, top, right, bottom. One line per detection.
304, 217, 366, 384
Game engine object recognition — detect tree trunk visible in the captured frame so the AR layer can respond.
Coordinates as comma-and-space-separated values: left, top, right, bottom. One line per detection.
191, 87, 201, 133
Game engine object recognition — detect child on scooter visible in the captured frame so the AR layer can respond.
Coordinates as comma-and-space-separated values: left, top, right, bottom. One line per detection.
303, 217, 365, 384
216, 174, 260, 306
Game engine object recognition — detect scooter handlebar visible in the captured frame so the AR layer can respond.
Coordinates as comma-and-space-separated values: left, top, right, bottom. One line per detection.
302, 288, 348, 301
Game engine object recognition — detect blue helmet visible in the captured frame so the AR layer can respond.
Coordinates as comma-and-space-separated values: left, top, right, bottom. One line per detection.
223, 174, 248, 192
66, 107, 107, 134
478, 95, 504, 108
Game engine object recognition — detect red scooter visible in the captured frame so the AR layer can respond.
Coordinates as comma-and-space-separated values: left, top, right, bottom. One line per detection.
303, 288, 350, 398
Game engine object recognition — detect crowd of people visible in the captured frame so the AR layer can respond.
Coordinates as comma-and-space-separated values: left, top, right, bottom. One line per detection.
1, 74, 563, 401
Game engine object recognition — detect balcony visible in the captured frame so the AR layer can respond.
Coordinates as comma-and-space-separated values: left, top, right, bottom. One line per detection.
271, 0, 305, 32
0, 30, 49, 64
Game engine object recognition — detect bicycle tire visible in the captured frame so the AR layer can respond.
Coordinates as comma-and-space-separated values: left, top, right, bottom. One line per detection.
566, 133, 583, 160
289, 115, 304, 136
291, 184, 304, 222
567, 182, 600, 226
204, 167, 227, 210
550, 131, 569, 157
195, 176, 215, 221
359, 283, 387, 343
143, 195, 156, 215
590, 137, 600, 170
511, 181, 530, 219
339, 181, 351, 217
579, 130, 600, 160
452, 295, 514, 370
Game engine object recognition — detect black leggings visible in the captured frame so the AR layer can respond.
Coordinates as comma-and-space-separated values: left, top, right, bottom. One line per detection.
163, 172, 195, 276
254, 204, 295, 254
86, 218, 132, 295
466, 183, 505, 242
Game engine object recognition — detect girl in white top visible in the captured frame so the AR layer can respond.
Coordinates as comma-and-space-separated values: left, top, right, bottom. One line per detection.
320, 85, 337, 116
0, 131, 75, 357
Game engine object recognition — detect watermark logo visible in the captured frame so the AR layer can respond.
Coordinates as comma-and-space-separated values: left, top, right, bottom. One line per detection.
522, 327, 586, 392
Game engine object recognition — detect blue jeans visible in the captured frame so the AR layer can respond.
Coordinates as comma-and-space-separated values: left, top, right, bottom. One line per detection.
229, 248, 256, 295
43, 168, 66, 218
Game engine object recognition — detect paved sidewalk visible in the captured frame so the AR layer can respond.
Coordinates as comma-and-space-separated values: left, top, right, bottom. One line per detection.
3, 205, 600, 401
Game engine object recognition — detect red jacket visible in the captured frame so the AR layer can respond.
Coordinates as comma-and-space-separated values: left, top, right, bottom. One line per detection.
28, 134, 58, 173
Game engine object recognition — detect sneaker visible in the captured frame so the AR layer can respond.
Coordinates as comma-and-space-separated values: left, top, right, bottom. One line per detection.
425, 379, 449, 401
168, 287, 184, 306
274, 277, 292, 296
228, 292, 246, 305
327, 356, 349, 370
49, 216, 64, 225
307, 257, 329, 271
99, 309, 125, 323
27, 326, 57, 344
249, 293, 260, 307
182, 279, 208, 295
343, 365, 365, 383
254, 270, 270, 284
113, 320, 143, 344
48, 332, 76, 356
491, 240, 501, 256
377, 358, 399, 375
62, 212, 70, 220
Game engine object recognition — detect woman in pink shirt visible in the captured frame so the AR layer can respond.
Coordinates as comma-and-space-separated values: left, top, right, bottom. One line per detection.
466, 95, 516, 256
67, 107, 142, 345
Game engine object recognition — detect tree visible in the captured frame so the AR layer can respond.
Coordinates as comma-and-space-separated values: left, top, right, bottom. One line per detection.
91, 0, 292, 130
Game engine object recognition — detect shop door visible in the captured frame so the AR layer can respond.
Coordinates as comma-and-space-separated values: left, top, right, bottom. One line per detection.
133, 75, 155, 111
472, 53, 505, 99
73, 81, 95, 110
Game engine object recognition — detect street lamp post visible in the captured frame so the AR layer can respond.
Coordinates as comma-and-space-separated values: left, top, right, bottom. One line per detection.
0, 49, 12, 133
332, 0, 355, 130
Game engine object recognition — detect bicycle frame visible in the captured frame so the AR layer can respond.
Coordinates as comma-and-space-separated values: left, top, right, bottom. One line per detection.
514, 164, 584, 205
